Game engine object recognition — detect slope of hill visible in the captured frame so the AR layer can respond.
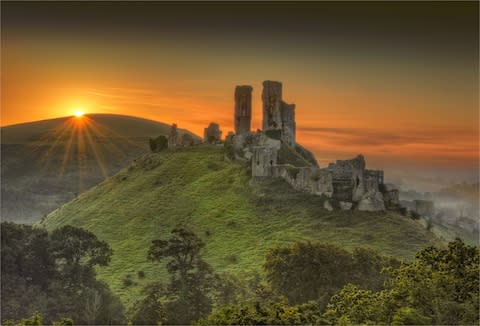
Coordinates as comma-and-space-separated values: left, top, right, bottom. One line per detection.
1, 114, 199, 223
41, 145, 440, 308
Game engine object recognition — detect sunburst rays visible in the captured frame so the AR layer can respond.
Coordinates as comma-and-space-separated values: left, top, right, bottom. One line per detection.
20, 115, 147, 195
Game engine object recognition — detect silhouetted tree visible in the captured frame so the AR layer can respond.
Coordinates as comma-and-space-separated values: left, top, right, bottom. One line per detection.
148, 227, 216, 324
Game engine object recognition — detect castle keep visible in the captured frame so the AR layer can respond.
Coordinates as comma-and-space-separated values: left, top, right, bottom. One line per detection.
234, 86, 253, 135
225, 80, 399, 211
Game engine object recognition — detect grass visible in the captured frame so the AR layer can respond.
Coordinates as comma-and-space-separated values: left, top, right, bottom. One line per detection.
41, 145, 440, 308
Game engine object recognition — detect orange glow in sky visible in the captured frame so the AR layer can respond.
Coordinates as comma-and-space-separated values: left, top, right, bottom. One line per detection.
1, 2, 478, 179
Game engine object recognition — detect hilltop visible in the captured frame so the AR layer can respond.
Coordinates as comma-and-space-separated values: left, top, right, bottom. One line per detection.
1, 114, 199, 223
41, 145, 440, 308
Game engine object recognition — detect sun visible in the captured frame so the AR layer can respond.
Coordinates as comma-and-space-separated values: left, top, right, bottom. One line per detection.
74, 110, 84, 118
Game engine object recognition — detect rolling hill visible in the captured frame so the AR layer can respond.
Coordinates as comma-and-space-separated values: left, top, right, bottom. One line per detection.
40, 145, 441, 308
1, 114, 199, 223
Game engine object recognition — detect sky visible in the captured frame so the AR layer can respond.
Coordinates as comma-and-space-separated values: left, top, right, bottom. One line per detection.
2, 1, 479, 187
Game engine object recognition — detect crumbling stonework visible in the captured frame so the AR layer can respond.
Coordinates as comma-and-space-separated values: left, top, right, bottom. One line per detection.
168, 123, 178, 148
252, 146, 278, 178
414, 200, 435, 218
226, 80, 398, 211
272, 165, 333, 197
204, 122, 222, 143
382, 184, 400, 206
262, 81, 296, 146
234, 86, 252, 135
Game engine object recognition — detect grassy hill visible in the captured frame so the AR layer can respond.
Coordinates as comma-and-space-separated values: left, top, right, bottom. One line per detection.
1, 114, 199, 223
41, 145, 441, 308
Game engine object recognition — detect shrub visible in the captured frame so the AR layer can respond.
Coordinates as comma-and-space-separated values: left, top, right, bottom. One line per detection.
137, 271, 145, 279
149, 135, 168, 152
265, 129, 282, 140
410, 211, 421, 220
123, 275, 133, 287
225, 254, 238, 264
310, 170, 322, 181
285, 165, 301, 179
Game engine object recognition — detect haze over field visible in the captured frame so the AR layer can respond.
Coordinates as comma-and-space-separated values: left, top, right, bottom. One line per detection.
1, 114, 198, 223
2, 2, 478, 189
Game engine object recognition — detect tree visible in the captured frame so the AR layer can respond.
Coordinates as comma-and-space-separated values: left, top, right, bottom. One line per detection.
147, 227, 216, 324
324, 284, 395, 325
199, 300, 327, 325
149, 135, 168, 152
1, 222, 125, 325
129, 283, 165, 325
264, 242, 398, 307
181, 133, 195, 146
49, 225, 112, 267
324, 238, 479, 325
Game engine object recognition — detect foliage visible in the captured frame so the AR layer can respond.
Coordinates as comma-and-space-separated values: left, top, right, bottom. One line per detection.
285, 165, 301, 178
294, 143, 319, 167
410, 210, 421, 220
41, 146, 440, 307
207, 135, 218, 144
181, 133, 195, 146
149, 135, 168, 152
1, 222, 125, 324
264, 242, 399, 306
223, 134, 235, 160
324, 238, 480, 325
264, 129, 282, 140
147, 227, 217, 324
3, 312, 73, 326
129, 283, 165, 325
199, 300, 327, 325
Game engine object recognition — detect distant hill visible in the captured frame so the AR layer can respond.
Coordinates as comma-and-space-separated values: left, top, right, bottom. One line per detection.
1, 114, 199, 223
41, 145, 440, 308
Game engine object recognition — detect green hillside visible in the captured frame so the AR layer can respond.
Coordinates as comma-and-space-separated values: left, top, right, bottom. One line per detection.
41, 145, 441, 308
1, 114, 199, 223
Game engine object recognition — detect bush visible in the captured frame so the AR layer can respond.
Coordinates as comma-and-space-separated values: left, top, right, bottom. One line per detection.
123, 275, 133, 287
137, 271, 145, 279
310, 170, 322, 181
265, 129, 282, 140
285, 165, 301, 179
410, 211, 421, 220
225, 254, 238, 264
149, 135, 168, 152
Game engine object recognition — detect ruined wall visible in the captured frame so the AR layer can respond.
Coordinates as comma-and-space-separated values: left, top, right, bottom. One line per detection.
234, 85, 252, 135
252, 146, 278, 178
272, 165, 333, 197
227, 82, 394, 212
204, 122, 222, 143
262, 80, 283, 130
327, 155, 366, 201
414, 200, 435, 217
383, 188, 400, 206
168, 123, 178, 148
280, 101, 296, 146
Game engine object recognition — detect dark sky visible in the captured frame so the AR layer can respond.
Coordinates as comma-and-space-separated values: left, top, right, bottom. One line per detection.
3, 1, 478, 62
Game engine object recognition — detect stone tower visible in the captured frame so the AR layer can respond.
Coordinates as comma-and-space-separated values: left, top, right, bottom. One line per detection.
234, 85, 252, 134
262, 80, 283, 130
262, 80, 296, 146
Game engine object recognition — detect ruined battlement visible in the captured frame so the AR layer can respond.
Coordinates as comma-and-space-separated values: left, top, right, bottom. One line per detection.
226, 80, 398, 212
234, 85, 253, 135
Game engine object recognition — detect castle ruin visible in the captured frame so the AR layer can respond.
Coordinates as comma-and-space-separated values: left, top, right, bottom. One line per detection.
234, 85, 253, 135
225, 80, 399, 211
262, 81, 296, 146
204, 122, 222, 144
